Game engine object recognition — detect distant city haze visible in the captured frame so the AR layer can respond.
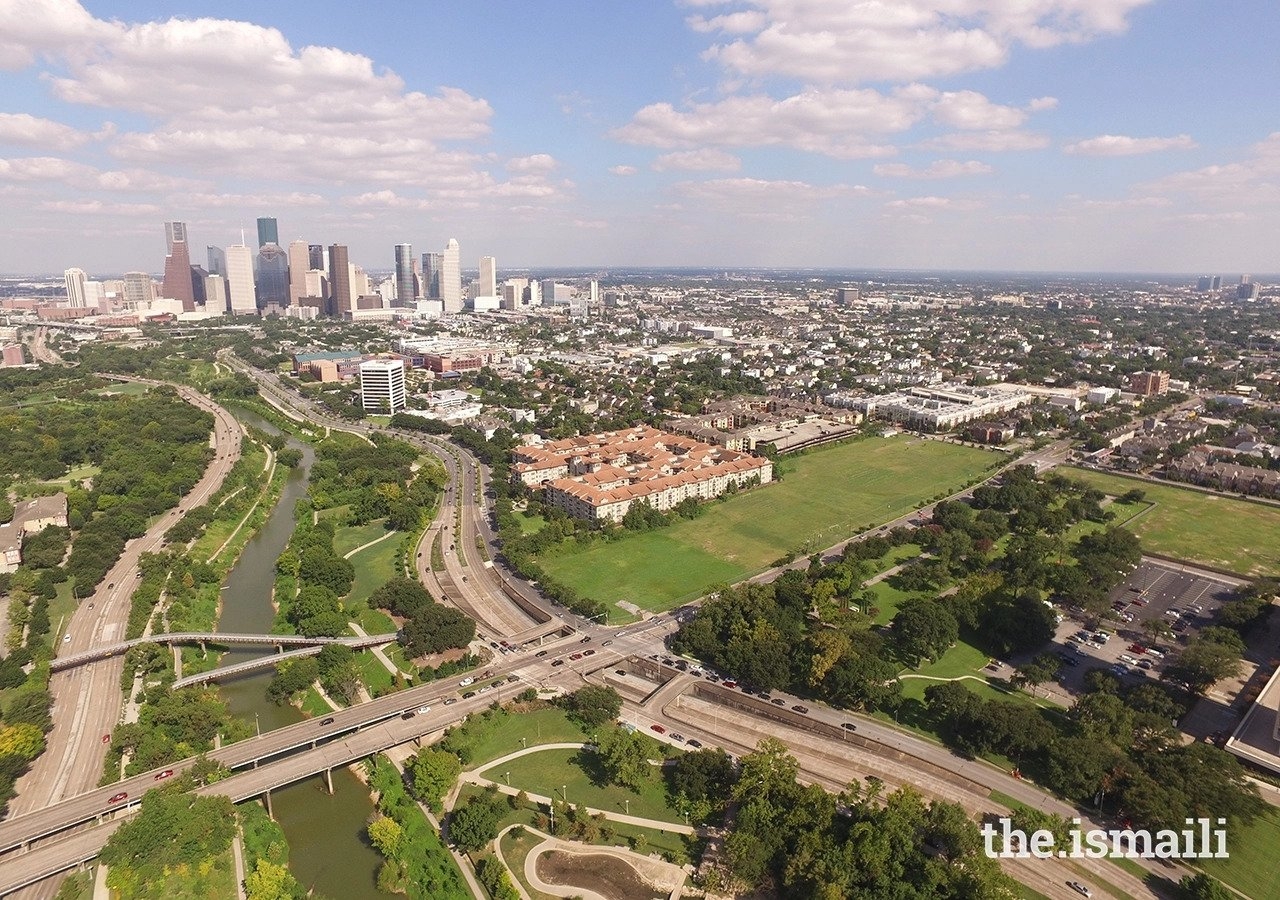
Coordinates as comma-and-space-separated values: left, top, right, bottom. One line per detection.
1, 1, 1278, 273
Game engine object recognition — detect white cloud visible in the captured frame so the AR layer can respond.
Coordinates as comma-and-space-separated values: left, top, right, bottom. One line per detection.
932, 90, 1027, 130
874, 159, 992, 179
688, 0, 1154, 86
673, 178, 872, 216
918, 130, 1050, 152
609, 165, 638, 176
36, 198, 160, 216
0, 2, 566, 210
652, 148, 742, 172
1063, 134, 1198, 156
506, 154, 558, 174
613, 87, 927, 158
1140, 133, 1280, 205
0, 113, 90, 150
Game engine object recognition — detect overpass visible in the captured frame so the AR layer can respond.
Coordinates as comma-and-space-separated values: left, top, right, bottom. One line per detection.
50, 631, 399, 673
166, 634, 404, 689
0, 680, 527, 895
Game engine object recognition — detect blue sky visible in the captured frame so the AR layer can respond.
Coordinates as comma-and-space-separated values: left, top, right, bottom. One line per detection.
1, 0, 1277, 275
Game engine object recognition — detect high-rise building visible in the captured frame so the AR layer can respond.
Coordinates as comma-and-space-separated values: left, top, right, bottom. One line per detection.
351, 264, 371, 299
328, 244, 351, 316
64, 268, 87, 307
394, 243, 415, 306
225, 243, 257, 315
502, 277, 528, 310
422, 252, 443, 299
441, 238, 462, 313
308, 244, 326, 271
164, 221, 187, 254
836, 287, 861, 306
359, 359, 407, 413
122, 272, 153, 308
207, 245, 226, 277
304, 269, 328, 299
254, 243, 289, 307
203, 272, 228, 312
161, 223, 196, 311
287, 240, 309, 306
479, 256, 497, 298
1237, 275, 1260, 300
256, 217, 279, 248
525, 279, 542, 307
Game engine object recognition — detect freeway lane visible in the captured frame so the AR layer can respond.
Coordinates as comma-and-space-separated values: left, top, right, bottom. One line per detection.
9, 380, 243, 821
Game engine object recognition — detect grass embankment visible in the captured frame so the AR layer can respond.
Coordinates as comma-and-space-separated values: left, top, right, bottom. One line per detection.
538, 435, 1001, 611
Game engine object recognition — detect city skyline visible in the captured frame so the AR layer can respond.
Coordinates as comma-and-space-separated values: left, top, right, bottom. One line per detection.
1, 0, 1278, 274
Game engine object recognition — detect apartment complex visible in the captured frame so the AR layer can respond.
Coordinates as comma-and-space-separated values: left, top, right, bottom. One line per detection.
1127, 370, 1170, 396
511, 425, 772, 523
826, 383, 1032, 432
665, 396, 862, 453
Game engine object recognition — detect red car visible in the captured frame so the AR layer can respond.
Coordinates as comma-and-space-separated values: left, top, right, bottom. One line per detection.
569, 652, 583, 660
722, 680, 737, 689
154, 769, 174, 780
650, 724, 666, 734
108, 792, 128, 804
1128, 643, 1147, 654
101, 734, 111, 744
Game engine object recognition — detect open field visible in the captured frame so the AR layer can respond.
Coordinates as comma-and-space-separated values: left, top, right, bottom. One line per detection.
482, 747, 685, 825
1065, 468, 1280, 576
455, 707, 589, 769
539, 436, 1000, 611
333, 518, 391, 557
1199, 808, 1280, 900
342, 530, 400, 607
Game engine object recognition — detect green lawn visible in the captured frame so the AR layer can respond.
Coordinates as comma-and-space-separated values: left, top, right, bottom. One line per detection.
343, 531, 401, 607
332, 518, 392, 557
457, 707, 590, 769
481, 747, 685, 825
1065, 468, 1280, 577
866, 579, 925, 626
511, 509, 546, 536
897, 640, 1051, 708
1199, 808, 1280, 900
539, 435, 1000, 611
355, 650, 396, 697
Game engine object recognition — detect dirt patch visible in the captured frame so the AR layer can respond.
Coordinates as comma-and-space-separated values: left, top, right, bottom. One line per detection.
535, 850, 665, 900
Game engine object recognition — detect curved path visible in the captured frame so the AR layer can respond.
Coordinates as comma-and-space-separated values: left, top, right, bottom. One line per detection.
515, 827, 687, 900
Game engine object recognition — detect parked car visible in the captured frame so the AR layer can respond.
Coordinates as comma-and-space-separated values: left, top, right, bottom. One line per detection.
791, 705, 810, 714
650, 724, 666, 734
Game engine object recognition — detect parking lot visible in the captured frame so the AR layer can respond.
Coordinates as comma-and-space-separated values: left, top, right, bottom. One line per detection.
1049, 559, 1237, 693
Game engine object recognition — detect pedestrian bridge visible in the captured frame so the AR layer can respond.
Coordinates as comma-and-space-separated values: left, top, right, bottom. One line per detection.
50, 631, 400, 673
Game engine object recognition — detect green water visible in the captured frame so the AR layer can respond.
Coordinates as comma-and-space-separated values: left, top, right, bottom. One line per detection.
216, 412, 386, 899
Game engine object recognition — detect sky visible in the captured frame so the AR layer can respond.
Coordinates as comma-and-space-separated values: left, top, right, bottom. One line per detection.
1, 0, 1278, 276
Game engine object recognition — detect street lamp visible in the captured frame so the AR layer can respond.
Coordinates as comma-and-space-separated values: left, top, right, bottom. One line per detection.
624, 799, 630, 815
505, 771, 511, 786
254, 713, 260, 737
562, 784, 567, 803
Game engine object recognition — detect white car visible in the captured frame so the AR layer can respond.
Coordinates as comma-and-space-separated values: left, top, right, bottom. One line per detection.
459, 677, 474, 687
63, 634, 71, 643
416, 705, 431, 715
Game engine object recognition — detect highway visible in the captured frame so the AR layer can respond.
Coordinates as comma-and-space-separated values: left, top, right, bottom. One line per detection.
1, 359, 1148, 897
4, 378, 243, 900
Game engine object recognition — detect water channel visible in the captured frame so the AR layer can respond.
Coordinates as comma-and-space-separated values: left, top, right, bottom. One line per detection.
216, 411, 386, 899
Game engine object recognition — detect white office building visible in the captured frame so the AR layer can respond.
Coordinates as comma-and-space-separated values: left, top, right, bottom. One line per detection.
225, 243, 257, 315
479, 255, 497, 298
359, 359, 407, 414
441, 238, 462, 313
64, 268, 88, 307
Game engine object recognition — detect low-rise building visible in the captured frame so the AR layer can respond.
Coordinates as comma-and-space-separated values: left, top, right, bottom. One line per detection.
826, 383, 1031, 432
0, 493, 69, 574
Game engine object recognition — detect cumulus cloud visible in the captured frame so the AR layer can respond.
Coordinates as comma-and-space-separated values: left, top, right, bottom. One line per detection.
609, 165, 638, 176
1140, 132, 1280, 205
0, 113, 90, 150
918, 130, 1050, 152
873, 159, 992, 179
688, 0, 1154, 85
1063, 134, 1198, 156
0, 1, 568, 212
652, 148, 742, 171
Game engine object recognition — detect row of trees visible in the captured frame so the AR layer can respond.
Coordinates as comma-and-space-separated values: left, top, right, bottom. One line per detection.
368, 577, 475, 659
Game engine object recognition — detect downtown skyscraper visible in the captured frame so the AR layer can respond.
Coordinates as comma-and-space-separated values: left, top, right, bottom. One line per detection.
160, 221, 196, 312
394, 243, 416, 306
256, 217, 278, 248
478, 255, 497, 298
441, 238, 462, 313
328, 244, 351, 316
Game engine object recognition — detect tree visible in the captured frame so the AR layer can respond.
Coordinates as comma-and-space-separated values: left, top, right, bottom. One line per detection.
595, 726, 653, 791
408, 749, 462, 811
0, 724, 45, 760
244, 859, 301, 900
367, 815, 404, 859
667, 748, 737, 806
564, 685, 622, 729
448, 789, 507, 852
1013, 653, 1062, 697
1179, 873, 1235, 900
1164, 638, 1243, 695
100, 789, 236, 894
891, 598, 958, 666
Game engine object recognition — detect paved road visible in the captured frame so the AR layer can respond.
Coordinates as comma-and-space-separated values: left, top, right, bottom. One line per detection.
4, 379, 242, 900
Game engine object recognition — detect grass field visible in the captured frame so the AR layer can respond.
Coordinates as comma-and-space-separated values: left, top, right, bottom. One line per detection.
1065, 468, 1280, 576
458, 707, 590, 769
332, 518, 391, 557
1199, 808, 1280, 900
539, 436, 1000, 611
343, 530, 401, 607
482, 747, 685, 825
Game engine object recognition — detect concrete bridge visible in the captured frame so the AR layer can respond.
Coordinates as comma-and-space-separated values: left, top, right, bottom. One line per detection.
169, 633, 399, 688
50, 631, 400, 673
